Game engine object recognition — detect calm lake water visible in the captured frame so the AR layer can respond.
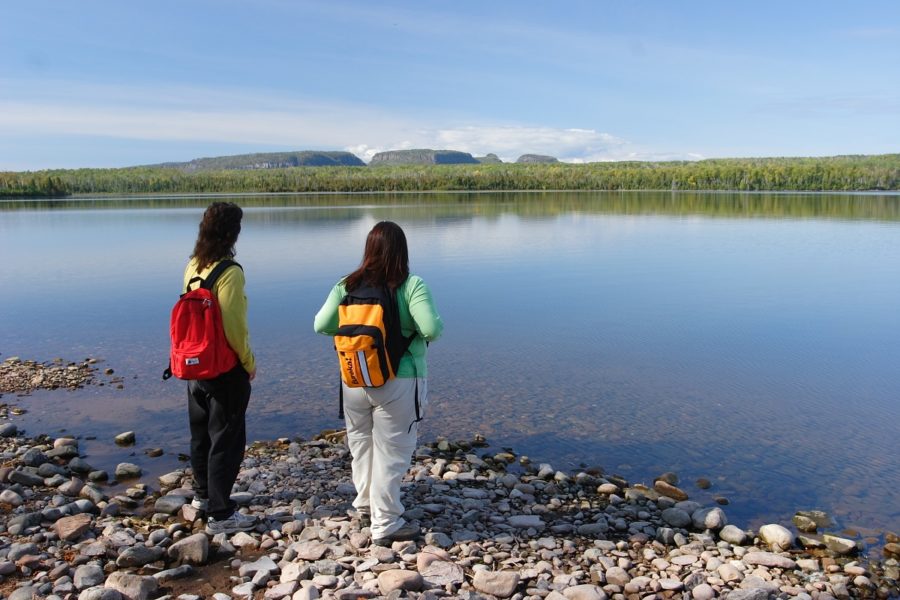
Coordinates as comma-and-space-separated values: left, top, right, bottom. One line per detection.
1, 191, 898, 542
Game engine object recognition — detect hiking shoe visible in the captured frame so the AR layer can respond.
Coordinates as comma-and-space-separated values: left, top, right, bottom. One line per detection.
205, 511, 258, 535
348, 507, 371, 528
191, 497, 208, 511
372, 524, 420, 547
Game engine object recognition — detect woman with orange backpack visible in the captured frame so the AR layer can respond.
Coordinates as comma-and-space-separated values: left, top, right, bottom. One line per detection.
314, 221, 443, 546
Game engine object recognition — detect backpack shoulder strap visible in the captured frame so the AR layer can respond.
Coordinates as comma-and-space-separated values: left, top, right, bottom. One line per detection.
200, 259, 241, 291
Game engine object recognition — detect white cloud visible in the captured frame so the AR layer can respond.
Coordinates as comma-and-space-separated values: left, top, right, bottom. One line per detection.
431, 126, 627, 163
0, 80, 699, 166
343, 126, 633, 164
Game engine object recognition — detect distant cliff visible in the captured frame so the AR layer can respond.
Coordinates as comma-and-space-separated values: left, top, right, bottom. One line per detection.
475, 153, 503, 164
516, 154, 559, 164
153, 151, 365, 171
369, 149, 480, 166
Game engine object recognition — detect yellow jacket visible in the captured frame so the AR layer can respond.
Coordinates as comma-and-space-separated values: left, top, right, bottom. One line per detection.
183, 258, 256, 374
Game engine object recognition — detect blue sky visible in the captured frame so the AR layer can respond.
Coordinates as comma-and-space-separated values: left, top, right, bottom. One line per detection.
1, 1, 898, 170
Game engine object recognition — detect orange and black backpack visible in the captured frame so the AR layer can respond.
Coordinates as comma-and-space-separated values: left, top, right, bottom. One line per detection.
334, 283, 416, 417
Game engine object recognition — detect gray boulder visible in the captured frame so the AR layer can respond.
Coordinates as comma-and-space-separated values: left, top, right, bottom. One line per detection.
74, 564, 106, 590
79, 587, 124, 600
116, 546, 165, 568
167, 533, 209, 565
104, 572, 158, 600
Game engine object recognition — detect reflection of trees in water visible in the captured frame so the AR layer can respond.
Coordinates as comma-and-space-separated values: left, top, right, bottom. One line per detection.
2, 190, 900, 221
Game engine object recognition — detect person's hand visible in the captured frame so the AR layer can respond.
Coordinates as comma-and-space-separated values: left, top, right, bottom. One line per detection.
248, 367, 257, 382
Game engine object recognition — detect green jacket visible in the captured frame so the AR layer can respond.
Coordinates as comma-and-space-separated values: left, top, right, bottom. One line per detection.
314, 275, 443, 377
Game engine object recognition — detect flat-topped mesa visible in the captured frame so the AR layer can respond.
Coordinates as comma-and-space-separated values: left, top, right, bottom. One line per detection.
516, 153, 559, 164
369, 149, 480, 166
154, 151, 366, 172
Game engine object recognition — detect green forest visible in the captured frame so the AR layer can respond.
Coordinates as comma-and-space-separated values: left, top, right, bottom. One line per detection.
2, 154, 899, 198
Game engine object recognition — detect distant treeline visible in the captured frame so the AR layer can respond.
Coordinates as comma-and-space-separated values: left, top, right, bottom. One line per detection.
0, 173, 69, 197
2, 154, 898, 197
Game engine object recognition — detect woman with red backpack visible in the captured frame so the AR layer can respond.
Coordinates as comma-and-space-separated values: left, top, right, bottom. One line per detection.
179, 202, 258, 535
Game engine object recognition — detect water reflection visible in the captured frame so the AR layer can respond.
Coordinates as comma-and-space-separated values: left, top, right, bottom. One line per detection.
1, 192, 898, 539
2, 190, 900, 221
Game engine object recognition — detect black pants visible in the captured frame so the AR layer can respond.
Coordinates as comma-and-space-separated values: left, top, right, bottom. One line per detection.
187, 365, 251, 520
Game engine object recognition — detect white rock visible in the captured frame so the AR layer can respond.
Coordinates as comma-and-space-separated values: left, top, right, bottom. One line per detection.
796, 558, 819, 572
473, 570, 520, 598
230, 531, 259, 550
420, 559, 464, 586
265, 581, 299, 599
691, 583, 715, 600
823, 534, 858, 555
743, 551, 796, 570
78, 587, 123, 600
232, 582, 256, 598
239, 556, 279, 578
718, 563, 744, 582
603, 566, 631, 586
720, 524, 748, 545
377, 570, 423, 593
292, 587, 319, 600
0, 489, 24, 506
280, 562, 311, 583
758, 524, 794, 550
562, 584, 607, 600
291, 541, 328, 561
311, 574, 338, 587
692, 507, 728, 530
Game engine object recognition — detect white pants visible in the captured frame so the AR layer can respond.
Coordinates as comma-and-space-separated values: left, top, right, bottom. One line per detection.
343, 377, 424, 539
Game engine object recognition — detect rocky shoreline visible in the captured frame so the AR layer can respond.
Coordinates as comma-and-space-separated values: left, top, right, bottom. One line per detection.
0, 357, 123, 396
0, 423, 898, 600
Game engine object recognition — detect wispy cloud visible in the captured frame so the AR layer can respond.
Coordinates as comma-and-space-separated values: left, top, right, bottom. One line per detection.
757, 93, 900, 118
0, 80, 684, 165
842, 27, 899, 39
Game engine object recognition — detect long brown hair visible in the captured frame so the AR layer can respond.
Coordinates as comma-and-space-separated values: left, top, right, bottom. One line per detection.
344, 221, 410, 291
191, 202, 243, 270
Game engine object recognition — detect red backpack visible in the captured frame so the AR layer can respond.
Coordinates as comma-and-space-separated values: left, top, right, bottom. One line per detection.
163, 260, 240, 381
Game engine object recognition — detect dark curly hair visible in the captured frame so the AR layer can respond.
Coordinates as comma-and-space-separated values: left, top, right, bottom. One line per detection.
344, 221, 410, 292
191, 202, 243, 270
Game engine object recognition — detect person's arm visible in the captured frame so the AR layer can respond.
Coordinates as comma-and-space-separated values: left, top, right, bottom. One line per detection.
313, 282, 346, 335
216, 265, 257, 378
407, 277, 443, 342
